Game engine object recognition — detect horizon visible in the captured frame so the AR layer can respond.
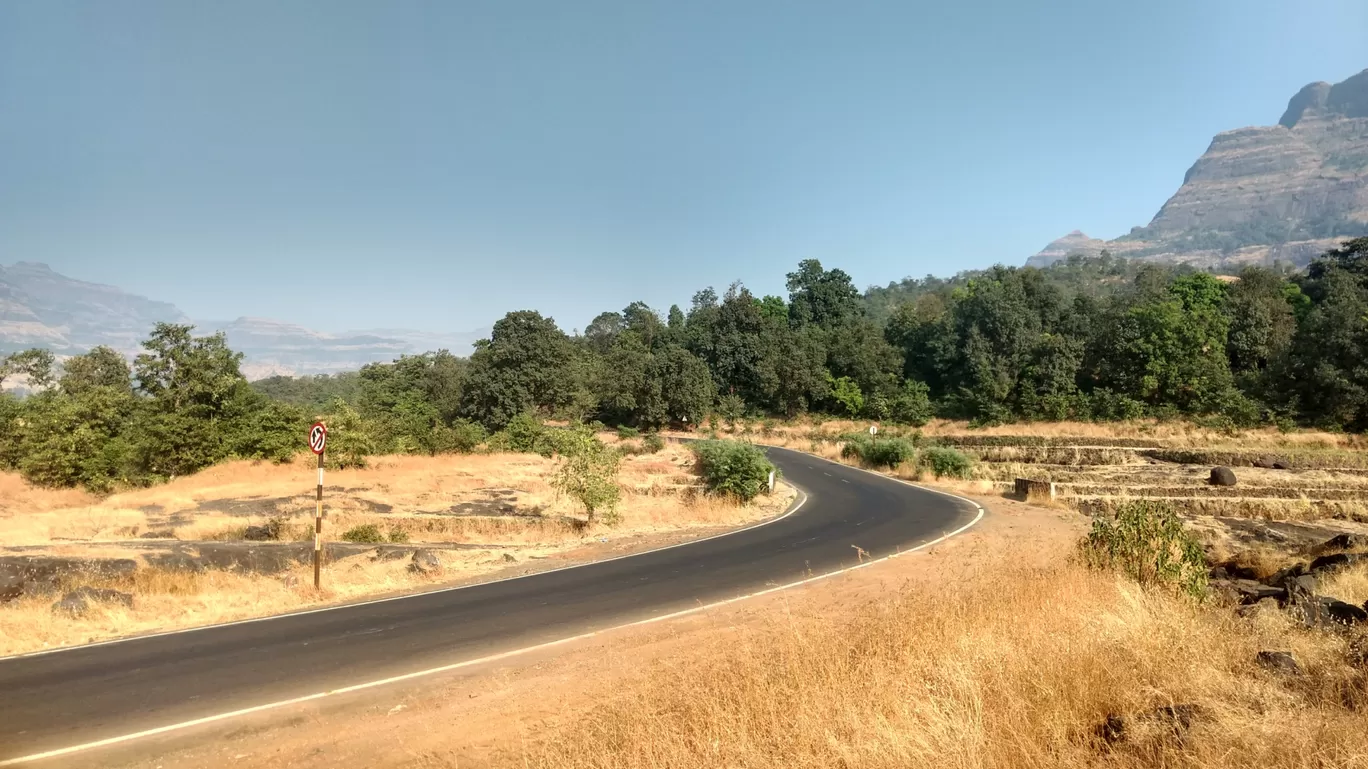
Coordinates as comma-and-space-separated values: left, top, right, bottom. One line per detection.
2, 1, 1366, 336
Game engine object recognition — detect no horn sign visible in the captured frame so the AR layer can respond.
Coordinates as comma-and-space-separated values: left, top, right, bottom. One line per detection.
309, 422, 328, 455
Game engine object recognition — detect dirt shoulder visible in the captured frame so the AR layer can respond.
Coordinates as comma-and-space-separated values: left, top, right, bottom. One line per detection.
79, 490, 1085, 769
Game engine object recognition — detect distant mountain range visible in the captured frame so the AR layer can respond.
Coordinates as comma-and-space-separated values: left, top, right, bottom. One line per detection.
0, 262, 485, 379
1028, 68, 1368, 269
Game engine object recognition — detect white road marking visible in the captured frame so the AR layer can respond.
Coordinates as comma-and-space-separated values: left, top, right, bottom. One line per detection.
0, 448, 986, 766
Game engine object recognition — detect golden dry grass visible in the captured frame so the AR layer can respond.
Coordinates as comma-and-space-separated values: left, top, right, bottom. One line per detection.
514, 563, 1368, 769
1319, 563, 1368, 607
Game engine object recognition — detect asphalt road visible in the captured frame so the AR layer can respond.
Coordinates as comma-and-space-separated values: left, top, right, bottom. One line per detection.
0, 446, 980, 763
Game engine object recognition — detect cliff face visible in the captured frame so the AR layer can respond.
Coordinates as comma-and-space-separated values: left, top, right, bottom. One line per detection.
1029, 68, 1368, 269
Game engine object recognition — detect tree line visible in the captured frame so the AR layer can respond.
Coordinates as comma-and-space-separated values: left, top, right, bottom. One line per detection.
4, 236, 1368, 492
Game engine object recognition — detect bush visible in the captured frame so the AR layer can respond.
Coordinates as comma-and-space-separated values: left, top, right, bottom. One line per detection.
920, 447, 972, 479
434, 419, 487, 454
341, 524, 386, 543
616, 426, 641, 439
553, 430, 622, 525
864, 438, 917, 469
1079, 501, 1208, 598
387, 528, 409, 543
889, 380, 933, 426
534, 426, 587, 458
841, 436, 916, 469
691, 440, 775, 502
641, 433, 665, 453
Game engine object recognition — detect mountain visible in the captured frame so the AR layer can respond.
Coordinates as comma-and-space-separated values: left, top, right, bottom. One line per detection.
1029, 68, 1368, 269
0, 263, 483, 377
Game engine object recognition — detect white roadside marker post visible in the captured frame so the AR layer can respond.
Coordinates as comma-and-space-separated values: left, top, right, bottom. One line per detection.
308, 421, 329, 589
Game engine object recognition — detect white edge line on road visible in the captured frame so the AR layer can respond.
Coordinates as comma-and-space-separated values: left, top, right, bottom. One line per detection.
0, 454, 985, 767
0, 485, 812, 664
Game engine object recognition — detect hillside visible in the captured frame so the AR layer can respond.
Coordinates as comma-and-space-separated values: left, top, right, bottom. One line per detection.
1029, 68, 1368, 269
0, 262, 482, 376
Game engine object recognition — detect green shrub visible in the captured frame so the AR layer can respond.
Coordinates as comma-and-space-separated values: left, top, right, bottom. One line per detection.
840, 434, 872, 461
434, 419, 487, 454
1079, 501, 1207, 598
487, 412, 545, 454
616, 426, 641, 439
920, 447, 972, 478
641, 433, 665, 453
552, 430, 622, 525
864, 438, 917, 469
387, 528, 409, 543
341, 524, 386, 543
691, 440, 775, 502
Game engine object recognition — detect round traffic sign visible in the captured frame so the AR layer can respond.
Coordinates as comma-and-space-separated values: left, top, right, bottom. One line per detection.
869, 425, 878, 436
309, 422, 328, 455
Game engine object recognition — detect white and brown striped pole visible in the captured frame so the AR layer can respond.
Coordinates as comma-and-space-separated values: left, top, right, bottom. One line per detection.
309, 422, 328, 589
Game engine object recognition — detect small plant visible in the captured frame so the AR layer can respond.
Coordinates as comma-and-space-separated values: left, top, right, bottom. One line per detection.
1079, 501, 1208, 598
387, 528, 409, 543
616, 425, 641, 440
691, 440, 775, 502
341, 523, 386, 543
641, 433, 665, 453
920, 447, 972, 479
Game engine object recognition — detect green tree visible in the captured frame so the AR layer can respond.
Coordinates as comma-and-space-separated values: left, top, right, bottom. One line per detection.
459, 311, 579, 429
552, 429, 622, 525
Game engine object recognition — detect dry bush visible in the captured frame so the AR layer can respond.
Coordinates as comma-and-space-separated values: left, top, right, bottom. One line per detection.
519, 564, 1368, 769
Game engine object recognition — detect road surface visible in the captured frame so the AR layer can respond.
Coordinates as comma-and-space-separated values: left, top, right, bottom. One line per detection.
0, 446, 980, 764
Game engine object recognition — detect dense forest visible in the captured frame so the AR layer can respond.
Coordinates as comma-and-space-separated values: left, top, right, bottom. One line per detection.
4, 236, 1368, 492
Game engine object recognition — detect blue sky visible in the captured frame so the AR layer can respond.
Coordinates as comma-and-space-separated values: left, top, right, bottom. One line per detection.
1, 1, 1365, 335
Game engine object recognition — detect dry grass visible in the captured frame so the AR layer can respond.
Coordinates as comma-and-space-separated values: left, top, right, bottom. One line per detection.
1319, 563, 1368, 607
515, 563, 1368, 769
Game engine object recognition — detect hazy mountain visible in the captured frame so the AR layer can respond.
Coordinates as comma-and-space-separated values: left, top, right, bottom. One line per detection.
0, 262, 483, 377
1029, 68, 1368, 269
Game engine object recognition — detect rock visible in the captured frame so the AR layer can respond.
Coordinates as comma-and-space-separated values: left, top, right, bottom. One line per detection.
1318, 533, 1367, 552
1256, 650, 1302, 675
1209, 467, 1238, 487
409, 549, 443, 576
1320, 598, 1368, 625
1, 572, 23, 603
1013, 478, 1056, 500
1211, 578, 1285, 604
502, 552, 517, 563
1310, 553, 1367, 575
1208, 566, 1229, 581
50, 587, 134, 618
372, 547, 413, 562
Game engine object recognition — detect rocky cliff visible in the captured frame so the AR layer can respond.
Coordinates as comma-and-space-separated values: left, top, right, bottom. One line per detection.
1029, 68, 1368, 268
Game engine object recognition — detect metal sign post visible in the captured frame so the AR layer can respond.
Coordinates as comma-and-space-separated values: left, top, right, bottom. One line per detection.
309, 422, 328, 589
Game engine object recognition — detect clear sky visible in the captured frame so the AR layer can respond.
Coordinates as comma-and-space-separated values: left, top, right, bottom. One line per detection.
1, 1, 1365, 335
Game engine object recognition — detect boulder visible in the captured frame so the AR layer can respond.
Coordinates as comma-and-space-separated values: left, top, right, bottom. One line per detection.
1256, 650, 1302, 675
409, 549, 443, 576
242, 525, 275, 541
1318, 533, 1367, 552
1, 572, 23, 603
50, 587, 134, 618
1310, 553, 1366, 575
0, 556, 138, 601
1320, 598, 1368, 625
372, 547, 413, 562
1238, 597, 1282, 619
1211, 578, 1285, 604
1252, 456, 1292, 470
1209, 467, 1238, 487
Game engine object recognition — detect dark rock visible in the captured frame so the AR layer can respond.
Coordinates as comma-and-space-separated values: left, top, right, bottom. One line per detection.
1209, 467, 1237, 487
1256, 650, 1302, 675
1318, 533, 1367, 552
0, 556, 138, 599
139, 529, 176, 539
1269, 563, 1312, 588
144, 553, 208, 573
1212, 578, 1285, 604
1310, 553, 1366, 575
409, 549, 443, 576
1227, 564, 1262, 581
1208, 566, 1230, 581
372, 547, 413, 562
1320, 598, 1368, 625
51, 586, 134, 618
0, 572, 24, 602
502, 552, 517, 563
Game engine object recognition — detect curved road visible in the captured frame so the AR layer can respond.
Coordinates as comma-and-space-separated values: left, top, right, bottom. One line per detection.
0, 446, 981, 764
